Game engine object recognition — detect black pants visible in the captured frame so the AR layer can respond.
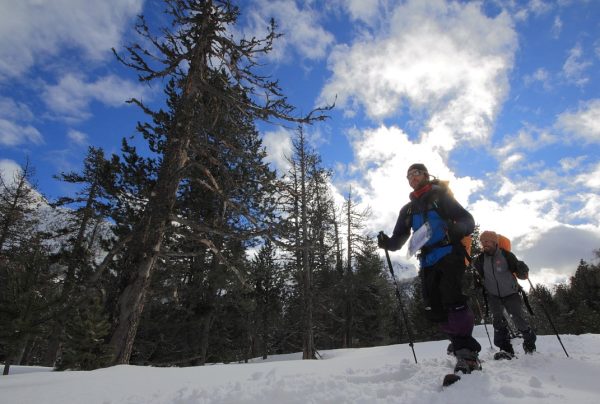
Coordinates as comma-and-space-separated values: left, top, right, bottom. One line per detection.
489, 293, 536, 350
421, 252, 468, 321
421, 252, 480, 354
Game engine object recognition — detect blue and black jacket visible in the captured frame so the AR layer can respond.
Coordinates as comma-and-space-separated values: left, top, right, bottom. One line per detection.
384, 183, 475, 268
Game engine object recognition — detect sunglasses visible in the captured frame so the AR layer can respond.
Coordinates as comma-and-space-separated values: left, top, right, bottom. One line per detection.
406, 169, 424, 179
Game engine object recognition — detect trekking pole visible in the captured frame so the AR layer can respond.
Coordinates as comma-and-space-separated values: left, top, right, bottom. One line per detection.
383, 247, 418, 364
469, 267, 493, 349
527, 278, 569, 358
473, 294, 493, 349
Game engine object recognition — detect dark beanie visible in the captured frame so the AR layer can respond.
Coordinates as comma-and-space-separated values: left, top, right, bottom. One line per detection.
407, 163, 428, 174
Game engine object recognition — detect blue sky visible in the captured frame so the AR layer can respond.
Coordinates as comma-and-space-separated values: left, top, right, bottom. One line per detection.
1, 0, 599, 286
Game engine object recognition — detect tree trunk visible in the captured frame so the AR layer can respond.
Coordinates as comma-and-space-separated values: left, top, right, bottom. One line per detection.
299, 131, 314, 360
344, 190, 353, 348
198, 312, 213, 365
109, 132, 191, 364
108, 22, 212, 362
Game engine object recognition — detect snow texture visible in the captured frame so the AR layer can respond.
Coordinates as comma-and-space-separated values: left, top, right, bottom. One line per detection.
2, 326, 599, 404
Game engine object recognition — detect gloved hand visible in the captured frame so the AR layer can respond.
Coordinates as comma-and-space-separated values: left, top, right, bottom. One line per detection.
377, 231, 390, 249
447, 222, 465, 243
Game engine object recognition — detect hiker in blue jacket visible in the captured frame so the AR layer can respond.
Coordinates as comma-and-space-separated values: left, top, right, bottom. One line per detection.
378, 163, 481, 374
474, 231, 537, 357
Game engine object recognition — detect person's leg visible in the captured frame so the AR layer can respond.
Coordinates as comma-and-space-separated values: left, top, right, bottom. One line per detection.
421, 266, 446, 322
436, 253, 481, 372
488, 294, 514, 354
503, 293, 536, 353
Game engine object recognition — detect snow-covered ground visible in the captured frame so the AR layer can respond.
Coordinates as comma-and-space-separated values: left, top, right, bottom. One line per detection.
3, 326, 599, 404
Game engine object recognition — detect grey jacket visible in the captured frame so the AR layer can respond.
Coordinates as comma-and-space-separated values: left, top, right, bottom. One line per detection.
474, 248, 528, 298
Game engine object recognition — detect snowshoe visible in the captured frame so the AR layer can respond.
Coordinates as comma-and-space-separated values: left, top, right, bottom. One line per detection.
443, 357, 481, 387
442, 373, 461, 387
493, 350, 514, 360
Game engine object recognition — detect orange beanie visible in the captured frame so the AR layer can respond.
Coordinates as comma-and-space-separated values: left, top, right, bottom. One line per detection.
480, 231, 498, 244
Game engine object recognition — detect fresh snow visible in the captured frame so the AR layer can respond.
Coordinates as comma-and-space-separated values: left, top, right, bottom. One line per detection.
3, 326, 599, 404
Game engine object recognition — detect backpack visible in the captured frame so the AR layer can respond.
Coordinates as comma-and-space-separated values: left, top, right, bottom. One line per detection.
407, 179, 472, 264
498, 234, 511, 252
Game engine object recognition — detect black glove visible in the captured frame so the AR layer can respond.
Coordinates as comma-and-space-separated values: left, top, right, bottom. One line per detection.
377, 231, 390, 249
447, 222, 465, 243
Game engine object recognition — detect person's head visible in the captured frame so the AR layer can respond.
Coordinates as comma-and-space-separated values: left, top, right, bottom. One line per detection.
480, 231, 498, 255
406, 163, 430, 190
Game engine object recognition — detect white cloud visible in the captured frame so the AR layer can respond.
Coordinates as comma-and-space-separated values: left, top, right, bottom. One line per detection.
0, 96, 42, 147
555, 99, 600, 144
552, 15, 563, 38
0, 119, 43, 147
575, 161, 600, 190
469, 170, 600, 281
570, 193, 600, 225
496, 127, 559, 161
337, 0, 385, 26
262, 128, 293, 173
67, 129, 89, 146
243, 0, 335, 62
510, 0, 554, 21
471, 182, 561, 246
562, 43, 592, 86
0, 97, 35, 121
41, 73, 151, 121
0, 0, 144, 80
500, 153, 525, 171
320, 0, 517, 150
559, 156, 586, 171
348, 124, 482, 239
524, 67, 551, 90
528, 0, 553, 16
518, 225, 600, 283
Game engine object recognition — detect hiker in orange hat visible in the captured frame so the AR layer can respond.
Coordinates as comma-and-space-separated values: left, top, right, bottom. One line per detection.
474, 231, 536, 358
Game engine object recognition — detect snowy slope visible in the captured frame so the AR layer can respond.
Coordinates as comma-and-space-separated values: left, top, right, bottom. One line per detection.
3, 327, 599, 404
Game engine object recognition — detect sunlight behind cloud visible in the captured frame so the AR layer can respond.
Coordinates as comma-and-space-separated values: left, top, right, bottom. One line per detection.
320, 0, 517, 148
348, 125, 482, 241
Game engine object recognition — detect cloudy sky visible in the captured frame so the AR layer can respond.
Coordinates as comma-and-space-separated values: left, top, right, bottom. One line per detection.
1, 0, 599, 286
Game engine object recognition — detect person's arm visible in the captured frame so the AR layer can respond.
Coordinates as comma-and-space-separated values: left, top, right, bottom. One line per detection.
439, 192, 475, 241
386, 204, 411, 251
504, 250, 529, 279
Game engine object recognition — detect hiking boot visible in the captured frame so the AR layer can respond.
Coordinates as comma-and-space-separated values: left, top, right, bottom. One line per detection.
499, 343, 514, 356
522, 328, 537, 354
523, 341, 536, 354
454, 349, 482, 374
454, 357, 482, 374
